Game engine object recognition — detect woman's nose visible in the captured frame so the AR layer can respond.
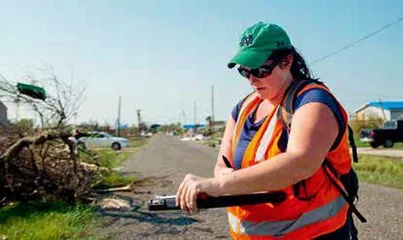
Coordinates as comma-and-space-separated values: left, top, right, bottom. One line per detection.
249, 75, 260, 83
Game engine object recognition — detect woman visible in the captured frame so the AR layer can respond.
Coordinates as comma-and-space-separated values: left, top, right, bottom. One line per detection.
176, 22, 352, 239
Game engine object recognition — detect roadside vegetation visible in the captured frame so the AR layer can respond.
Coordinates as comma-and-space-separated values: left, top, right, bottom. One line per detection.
0, 201, 100, 240
88, 149, 135, 189
355, 154, 403, 189
0, 136, 148, 240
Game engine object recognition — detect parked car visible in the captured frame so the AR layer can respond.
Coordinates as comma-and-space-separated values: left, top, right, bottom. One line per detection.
77, 132, 129, 150
360, 120, 403, 148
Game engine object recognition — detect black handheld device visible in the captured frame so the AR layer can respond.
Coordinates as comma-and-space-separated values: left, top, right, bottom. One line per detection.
148, 191, 286, 211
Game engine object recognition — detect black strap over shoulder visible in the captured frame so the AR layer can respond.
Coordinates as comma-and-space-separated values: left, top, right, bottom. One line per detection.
348, 125, 359, 163
322, 160, 367, 223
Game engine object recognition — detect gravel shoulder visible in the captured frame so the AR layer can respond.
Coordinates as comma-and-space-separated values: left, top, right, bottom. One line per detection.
95, 134, 403, 240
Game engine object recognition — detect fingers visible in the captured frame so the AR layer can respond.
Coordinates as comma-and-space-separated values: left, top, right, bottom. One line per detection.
184, 182, 192, 211
175, 178, 185, 207
190, 188, 200, 212
176, 174, 200, 213
186, 183, 200, 213
176, 176, 190, 212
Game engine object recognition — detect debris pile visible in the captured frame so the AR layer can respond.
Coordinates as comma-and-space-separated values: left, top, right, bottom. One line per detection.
0, 127, 105, 206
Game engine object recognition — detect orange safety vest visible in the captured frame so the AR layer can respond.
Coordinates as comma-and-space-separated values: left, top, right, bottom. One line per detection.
228, 83, 351, 239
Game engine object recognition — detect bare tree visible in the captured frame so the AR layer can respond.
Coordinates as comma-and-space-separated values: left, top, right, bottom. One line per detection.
0, 68, 86, 128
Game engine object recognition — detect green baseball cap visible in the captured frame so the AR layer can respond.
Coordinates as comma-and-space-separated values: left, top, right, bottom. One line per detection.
228, 22, 292, 69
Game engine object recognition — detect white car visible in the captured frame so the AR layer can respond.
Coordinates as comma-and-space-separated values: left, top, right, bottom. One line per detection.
77, 132, 129, 150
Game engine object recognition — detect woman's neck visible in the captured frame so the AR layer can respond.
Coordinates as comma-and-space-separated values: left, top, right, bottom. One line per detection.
265, 75, 295, 106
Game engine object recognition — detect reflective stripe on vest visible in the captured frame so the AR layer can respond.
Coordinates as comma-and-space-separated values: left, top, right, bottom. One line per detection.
233, 93, 280, 165
232, 92, 259, 144
228, 195, 347, 236
255, 106, 279, 162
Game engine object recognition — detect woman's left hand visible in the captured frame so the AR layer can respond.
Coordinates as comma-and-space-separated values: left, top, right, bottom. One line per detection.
175, 174, 222, 213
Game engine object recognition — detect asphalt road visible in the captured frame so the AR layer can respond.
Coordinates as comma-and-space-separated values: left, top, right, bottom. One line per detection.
97, 134, 403, 240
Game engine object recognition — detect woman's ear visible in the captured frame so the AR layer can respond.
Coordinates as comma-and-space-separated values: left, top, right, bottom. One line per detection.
278, 54, 293, 69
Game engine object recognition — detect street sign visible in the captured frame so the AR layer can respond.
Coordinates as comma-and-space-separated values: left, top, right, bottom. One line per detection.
17, 82, 46, 101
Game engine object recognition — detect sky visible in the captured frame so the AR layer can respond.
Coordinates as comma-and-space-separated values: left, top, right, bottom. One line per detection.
0, 0, 402, 127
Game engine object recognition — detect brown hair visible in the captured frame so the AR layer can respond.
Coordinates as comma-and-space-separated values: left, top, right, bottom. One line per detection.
269, 47, 317, 81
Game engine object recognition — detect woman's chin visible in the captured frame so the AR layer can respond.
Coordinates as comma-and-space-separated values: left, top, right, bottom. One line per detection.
258, 92, 279, 101
255, 90, 271, 99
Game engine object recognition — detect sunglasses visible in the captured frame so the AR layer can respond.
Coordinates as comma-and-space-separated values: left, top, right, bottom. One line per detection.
237, 61, 277, 79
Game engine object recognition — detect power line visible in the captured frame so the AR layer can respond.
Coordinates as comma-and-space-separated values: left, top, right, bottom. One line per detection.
333, 85, 403, 99
310, 17, 403, 65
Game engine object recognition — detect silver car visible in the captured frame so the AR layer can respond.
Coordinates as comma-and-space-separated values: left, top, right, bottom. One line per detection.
77, 132, 129, 150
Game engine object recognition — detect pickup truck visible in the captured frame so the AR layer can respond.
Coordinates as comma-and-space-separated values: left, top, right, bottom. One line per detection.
360, 120, 403, 148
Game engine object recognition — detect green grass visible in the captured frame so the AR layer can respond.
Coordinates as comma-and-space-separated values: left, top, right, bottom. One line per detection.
354, 138, 403, 149
0, 201, 102, 240
355, 154, 403, 189
95, 171, 135, 189
92, 149, 137, 188
354, 139, 370, 148
96, 150, 133, 169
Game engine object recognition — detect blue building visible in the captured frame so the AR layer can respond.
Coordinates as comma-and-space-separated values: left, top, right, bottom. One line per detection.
355, 101, 403, 121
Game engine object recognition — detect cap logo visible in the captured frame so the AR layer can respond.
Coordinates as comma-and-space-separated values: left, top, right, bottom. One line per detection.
276, 41, 285, 47
240, 34, 253, 47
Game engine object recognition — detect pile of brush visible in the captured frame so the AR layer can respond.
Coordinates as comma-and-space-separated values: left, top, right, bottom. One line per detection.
0, 127, 107, 206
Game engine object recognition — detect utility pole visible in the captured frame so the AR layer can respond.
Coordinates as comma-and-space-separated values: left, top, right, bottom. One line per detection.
194, 101, 197, 133
181, 109, 186, 125
116, 95, 121, 137
211, 85, 215, 135
136, 109, 141, 128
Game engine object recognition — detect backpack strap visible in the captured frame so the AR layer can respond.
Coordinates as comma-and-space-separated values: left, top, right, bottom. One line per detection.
322, 160, 367, 223
278, 79, 317, 131
348, 125, 359, 163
